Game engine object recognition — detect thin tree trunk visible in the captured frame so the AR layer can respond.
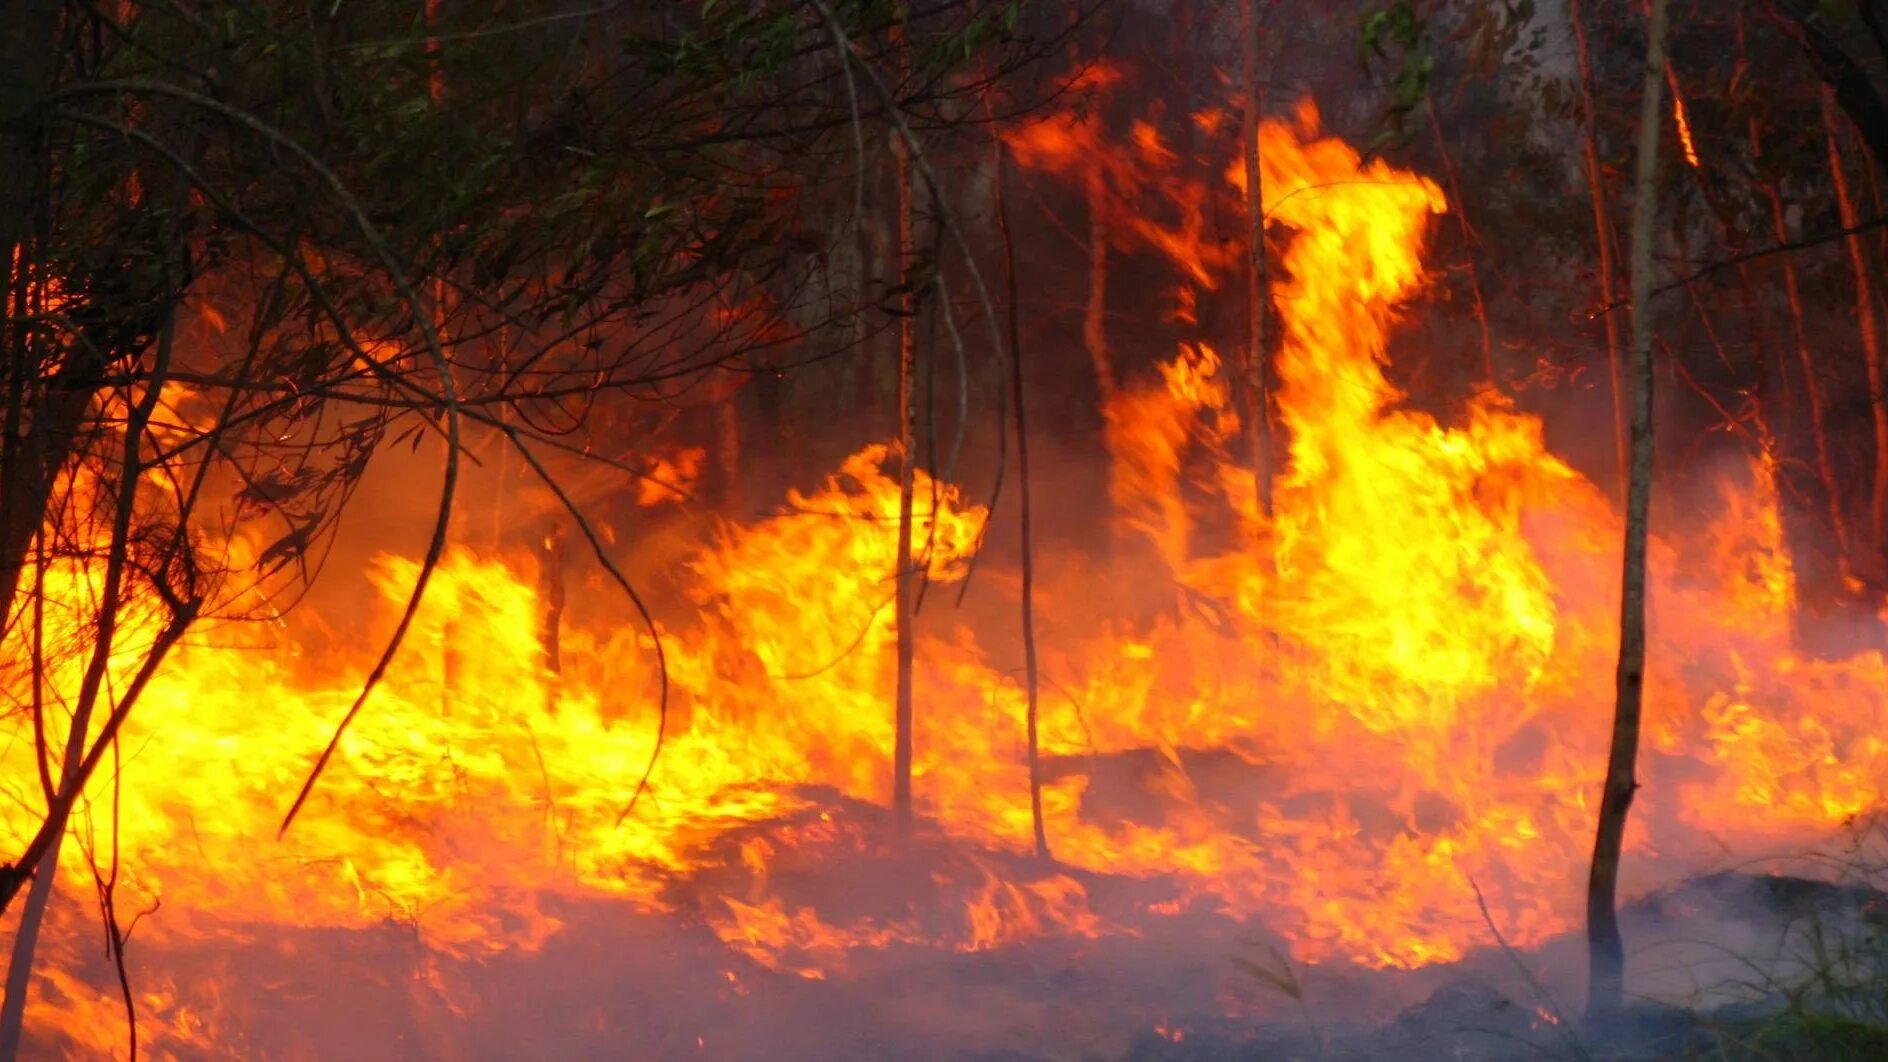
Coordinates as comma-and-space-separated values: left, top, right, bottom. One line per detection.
425, 0, 445, 104
1758, 128, 1850, 561
1586, 0, 1668, 1023
1240, 0, 1275, 516
891, 40, 918, 835
715, 387, 742, 513
1570, 0, 1629, 493
490, 333, 512, 549
992, 111, 1050, 861
1083, 177, 1117, 405
1824, 87, 1888, 558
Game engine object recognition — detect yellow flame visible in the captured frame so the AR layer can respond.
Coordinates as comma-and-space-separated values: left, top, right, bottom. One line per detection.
6, 91, 1887, 1052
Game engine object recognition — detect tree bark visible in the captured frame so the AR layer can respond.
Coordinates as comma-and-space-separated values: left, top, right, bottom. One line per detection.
1586, 0, 1668, 1023
1569, 0, 1629, 493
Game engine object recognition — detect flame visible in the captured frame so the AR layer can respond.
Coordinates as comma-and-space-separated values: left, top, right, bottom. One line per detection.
1667, 65, 1701, 169
637, 446, 704, 506
1012, 96, 1888, 967
6, 92, 1888, 1052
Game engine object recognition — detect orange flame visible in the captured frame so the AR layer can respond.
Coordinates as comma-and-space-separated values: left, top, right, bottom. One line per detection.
5, 91, 1887, 1052
1667, 66, 1701, 169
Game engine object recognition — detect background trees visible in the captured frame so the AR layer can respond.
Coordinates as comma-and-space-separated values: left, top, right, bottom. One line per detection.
0, 0, 1083, 1034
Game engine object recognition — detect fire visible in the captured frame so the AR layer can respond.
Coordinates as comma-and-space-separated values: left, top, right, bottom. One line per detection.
5, 92, 1888, 1052
1673, 96, 1701, 168
1010, 96, 1888, 966
637, 446, 704, 506
1667, 65, 1702, 169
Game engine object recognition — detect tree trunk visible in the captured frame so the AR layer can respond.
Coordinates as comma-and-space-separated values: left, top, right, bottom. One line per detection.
891, 51, 918, 835
992, 110, 1049, 862
1083, 177, 1116, 405
0, 0, 66, 636
1824, 87, 1888, 567
715, 385, 743, 513
1240, 0, 1274, 516
1586, 0, 1668, 1023
1761, 142, 1850, 564
1569, 0, 1629, 493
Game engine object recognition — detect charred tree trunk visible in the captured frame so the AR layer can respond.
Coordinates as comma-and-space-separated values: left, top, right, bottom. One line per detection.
993, 113, 1050, 862
1761, 127, 1854, 565
1823, 88, 1888, 573
1738, 22, 1873, 648
715, 389, 742, 514
1240, 0, 1274, 517
1569, 0, 1629, 493
1083, 176, 1117, 406
892, 51, 918, 835
1586, 0, 1668, 1023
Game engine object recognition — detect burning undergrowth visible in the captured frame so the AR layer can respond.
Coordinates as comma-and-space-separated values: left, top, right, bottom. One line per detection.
6, 91, 1888, 1057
